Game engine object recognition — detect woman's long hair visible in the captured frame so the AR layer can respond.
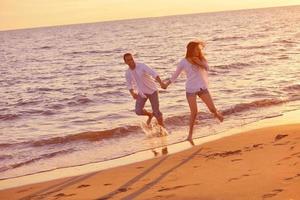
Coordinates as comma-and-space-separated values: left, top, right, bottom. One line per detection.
185, 40, 206, 61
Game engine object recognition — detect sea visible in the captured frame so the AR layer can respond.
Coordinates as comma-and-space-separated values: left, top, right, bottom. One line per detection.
0, 5, 299, 180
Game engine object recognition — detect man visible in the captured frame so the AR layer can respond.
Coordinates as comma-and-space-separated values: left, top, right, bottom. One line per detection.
124, 53, 166, 127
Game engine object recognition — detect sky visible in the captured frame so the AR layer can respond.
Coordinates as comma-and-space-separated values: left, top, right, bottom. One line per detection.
0, 0, 300, 31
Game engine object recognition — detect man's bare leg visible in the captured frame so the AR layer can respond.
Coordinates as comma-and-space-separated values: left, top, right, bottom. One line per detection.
146, 112, 153, 125
156, 116, 165, 128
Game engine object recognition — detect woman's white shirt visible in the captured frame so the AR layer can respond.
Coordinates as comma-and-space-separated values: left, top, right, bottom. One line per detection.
170, 58, 209, 93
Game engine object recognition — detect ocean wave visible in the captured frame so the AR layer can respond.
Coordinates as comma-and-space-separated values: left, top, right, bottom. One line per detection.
278, 55, 289, 60
65, 96, 93, 106
36, 87, 64, 92
33, 126, 140, 146
97, 90, 120, 96
274, 39, 297, 44
41, 110, 56, 116
284, 84, 300, 91
15, 99, 42, 107
0, 114, 19, 121
0, 109, 56, 121
64, 49, 119, 56
1, 96, 298, 149
164, 112, 211, 126
0, 149, 74, 173
48, 103, 65, 110
238, 45, 270, 50
164, 98, 293, 124
222, 98, 288, 115
212, 62, 250, 70
0, 125, 140, 149
39, 46, 52, 49
211, 36, 244, 41
0, 154, 13, 161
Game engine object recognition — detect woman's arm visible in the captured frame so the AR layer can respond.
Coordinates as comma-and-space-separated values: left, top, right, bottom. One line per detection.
163, 64, 184, 89
169, 64, 183, 83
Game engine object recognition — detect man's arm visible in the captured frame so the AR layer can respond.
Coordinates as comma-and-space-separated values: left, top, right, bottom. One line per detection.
125, 72, 138, 99
129, 89, 138, 99
142, 64, 167, 89
155, 76, 167, 89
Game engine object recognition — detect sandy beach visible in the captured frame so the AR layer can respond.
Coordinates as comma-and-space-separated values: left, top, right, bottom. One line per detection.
1, 2, 300, 200
1, 110, 300, 200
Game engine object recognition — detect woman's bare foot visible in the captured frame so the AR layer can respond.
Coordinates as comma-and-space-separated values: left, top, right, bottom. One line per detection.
146, 113, 153, 125
187, 137, 195, 146
214, 111, 224, 122
187, 134, 193, 142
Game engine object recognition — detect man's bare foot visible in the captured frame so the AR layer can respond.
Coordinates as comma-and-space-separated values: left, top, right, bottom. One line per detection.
214, 111, 224, 122
147, 113, 153, 125
162, 147, 168, 155
152, 149, 159, 156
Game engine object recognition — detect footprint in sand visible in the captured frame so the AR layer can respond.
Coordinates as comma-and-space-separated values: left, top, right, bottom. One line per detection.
228, 174, 250, 182
54, 193, 75, 198
284, 176, 294, 181
243, 144, 264, 152
262, 189, 283, 199
157, 183, 200, 192
228, 177, 240, 182
253, 143, 264, 148
118, 187, 129, 192
244, 146, 252, 151
17, 188, 32, 193
274, 134, 288, 141
262, 193, 277, 198
291, 152, 300, 157
274, 141, 290, 146
242, 174, 250, 177
284, 173, 300, 181
158, 185, 186, 192
231, 158, 243, 162
205, 149, 242, 159
273, 189, 283, 192
290, 146, 295, 150
77, 184, 90, 188
278, 152, 300, 165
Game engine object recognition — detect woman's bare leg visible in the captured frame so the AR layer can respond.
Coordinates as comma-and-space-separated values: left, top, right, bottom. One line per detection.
187, 95, 198, 140
199, 92, 224, 122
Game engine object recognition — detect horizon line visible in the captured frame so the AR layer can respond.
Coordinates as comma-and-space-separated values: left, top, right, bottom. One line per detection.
1, 4, 299, 32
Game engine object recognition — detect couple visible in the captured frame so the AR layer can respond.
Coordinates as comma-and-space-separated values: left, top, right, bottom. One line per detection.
124, 40, 223, 141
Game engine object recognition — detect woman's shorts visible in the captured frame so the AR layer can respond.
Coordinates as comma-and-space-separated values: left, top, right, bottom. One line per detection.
186, 88, 209, 98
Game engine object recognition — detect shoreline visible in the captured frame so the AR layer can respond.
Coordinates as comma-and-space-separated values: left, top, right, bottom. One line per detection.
0, 109, 299, 199
0, 109, 299, 192
0, 125, 299, 199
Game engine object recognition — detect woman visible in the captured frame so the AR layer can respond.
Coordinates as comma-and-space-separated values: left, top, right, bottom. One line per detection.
164, 40, 223, 141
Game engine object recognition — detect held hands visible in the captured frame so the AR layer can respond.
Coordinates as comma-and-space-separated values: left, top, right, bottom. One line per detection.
160, 82, 168, 90
156, 76, 170, 90
160, 79, 171, 89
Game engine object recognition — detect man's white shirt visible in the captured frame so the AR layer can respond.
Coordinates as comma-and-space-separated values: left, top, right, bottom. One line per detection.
125, 62, 158, 98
